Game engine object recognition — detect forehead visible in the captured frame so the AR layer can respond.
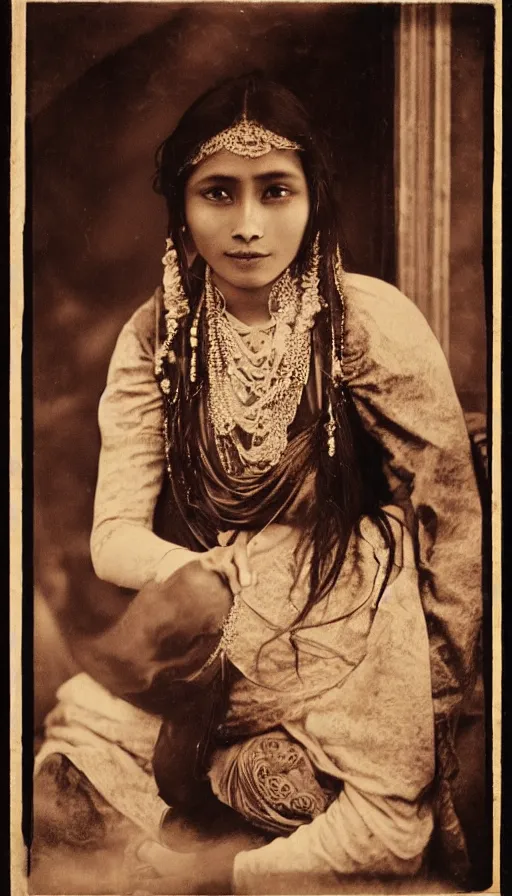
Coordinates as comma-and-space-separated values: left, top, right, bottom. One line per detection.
186, 148, 306, 185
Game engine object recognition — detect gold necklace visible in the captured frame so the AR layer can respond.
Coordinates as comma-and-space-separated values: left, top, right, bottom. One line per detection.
205, 265, 321, 475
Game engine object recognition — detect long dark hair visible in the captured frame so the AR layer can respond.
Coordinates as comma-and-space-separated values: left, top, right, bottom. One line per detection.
154, 73, 394, 623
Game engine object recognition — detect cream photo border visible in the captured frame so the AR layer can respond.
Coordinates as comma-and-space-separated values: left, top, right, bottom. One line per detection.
9, 1, 503, 893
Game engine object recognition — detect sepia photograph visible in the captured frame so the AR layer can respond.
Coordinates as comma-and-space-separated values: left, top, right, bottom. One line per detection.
13, 1, 497, 894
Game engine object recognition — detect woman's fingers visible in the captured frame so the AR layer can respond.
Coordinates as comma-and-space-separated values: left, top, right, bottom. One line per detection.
233, 532, 252, 589
199, 540, 257, 595
224, 564, 242, 596
245, 534, 259, 586
199, 547, 222, 572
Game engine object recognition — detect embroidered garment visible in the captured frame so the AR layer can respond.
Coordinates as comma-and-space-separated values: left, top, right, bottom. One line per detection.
207, 515, 436, 890
209, 730, 339, 837
91, 272, 481, 708
38, 509, 436, 892
86, 272, 482, 883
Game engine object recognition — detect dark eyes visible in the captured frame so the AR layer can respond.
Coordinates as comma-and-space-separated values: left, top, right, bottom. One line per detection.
264, 184, 291, 200
201, 185, 292, 203
201, 187, 231, 202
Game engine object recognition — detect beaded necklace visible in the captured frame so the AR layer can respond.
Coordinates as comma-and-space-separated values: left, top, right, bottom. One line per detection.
204, 265, 321, 475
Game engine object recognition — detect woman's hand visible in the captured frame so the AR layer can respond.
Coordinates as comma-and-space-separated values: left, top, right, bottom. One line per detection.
199, 531, 257, 596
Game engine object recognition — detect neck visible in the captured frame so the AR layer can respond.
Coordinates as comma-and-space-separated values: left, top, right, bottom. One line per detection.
211, 272, 272, 326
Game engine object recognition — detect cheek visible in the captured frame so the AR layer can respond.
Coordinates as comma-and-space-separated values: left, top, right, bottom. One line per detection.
184, 200, 220, 250
278, 198, 310, 249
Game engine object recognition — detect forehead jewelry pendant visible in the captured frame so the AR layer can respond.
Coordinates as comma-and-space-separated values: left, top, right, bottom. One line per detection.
183, 114, 302, 170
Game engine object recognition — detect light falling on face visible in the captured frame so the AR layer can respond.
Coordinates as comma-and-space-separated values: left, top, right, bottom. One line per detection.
184, 148, 310, 305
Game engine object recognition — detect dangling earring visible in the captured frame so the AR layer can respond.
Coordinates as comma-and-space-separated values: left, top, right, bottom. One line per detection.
299, 233, 321, 331
331, 244, 346, 385
177, 224, 203, 385
301, 234, 337, 458
324, 244, 347, 457
154, 237, 190, 393
189, 296, 203, 384
325, 402, 336, 457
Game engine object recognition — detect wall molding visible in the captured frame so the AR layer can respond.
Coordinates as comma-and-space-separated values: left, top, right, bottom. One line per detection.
395, 4, 451, 357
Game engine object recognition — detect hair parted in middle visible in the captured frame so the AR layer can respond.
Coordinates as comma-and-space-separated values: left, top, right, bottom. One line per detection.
153, 72, 395, 621
154, 73, 347, 428
154, 72, 342, 296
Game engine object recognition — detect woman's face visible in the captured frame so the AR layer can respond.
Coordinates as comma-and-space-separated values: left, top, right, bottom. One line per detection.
184, 148, 310, 300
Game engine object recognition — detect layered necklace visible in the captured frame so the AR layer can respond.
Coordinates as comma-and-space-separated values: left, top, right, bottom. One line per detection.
204, 261, 321, 475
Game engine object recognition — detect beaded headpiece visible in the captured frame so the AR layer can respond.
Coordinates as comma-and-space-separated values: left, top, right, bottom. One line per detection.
183, 113, 302, 170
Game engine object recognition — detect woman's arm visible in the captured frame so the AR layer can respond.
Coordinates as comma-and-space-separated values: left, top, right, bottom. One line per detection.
90, 294, 254, 594
90, 295, 195, 590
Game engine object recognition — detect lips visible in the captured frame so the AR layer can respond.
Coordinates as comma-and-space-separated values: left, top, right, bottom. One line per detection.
225, 252, 270, 260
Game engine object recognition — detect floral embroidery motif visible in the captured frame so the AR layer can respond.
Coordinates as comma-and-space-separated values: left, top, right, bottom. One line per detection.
230, 731, 338, 835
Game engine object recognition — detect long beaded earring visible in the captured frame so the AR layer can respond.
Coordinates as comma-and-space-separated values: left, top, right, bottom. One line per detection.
155, 237, 190, 396
189, 296, 203, 384
299, 233, 322, 330
332, 244, 346, 386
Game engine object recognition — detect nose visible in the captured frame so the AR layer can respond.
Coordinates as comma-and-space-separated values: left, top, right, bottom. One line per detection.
231, 198, 264, 243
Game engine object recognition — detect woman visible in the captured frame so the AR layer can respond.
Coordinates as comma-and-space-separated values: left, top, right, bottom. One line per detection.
34, 75, 482, 894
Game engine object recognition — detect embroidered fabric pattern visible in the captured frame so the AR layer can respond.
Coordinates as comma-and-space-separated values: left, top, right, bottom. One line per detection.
205, 246, 321, 475
221, 731, 337, 836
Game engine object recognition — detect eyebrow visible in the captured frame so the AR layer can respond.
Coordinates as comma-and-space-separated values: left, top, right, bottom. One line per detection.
192, 169, 303, 187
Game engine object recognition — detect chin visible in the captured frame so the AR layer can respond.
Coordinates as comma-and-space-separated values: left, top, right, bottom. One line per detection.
220, 265, 287, 293
233, 273, 275, 291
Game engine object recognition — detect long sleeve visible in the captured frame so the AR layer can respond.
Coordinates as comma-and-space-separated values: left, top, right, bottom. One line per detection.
232, 546, 435, 894
90, 294, 194, 590
341, 274, 482, 723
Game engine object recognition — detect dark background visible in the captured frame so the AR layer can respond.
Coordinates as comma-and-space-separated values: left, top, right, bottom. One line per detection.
28, 2, 398, 637
26, 1, 492, 706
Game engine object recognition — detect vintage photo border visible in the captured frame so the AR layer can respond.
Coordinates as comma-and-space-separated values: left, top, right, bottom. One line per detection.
9, 0, 503, 893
